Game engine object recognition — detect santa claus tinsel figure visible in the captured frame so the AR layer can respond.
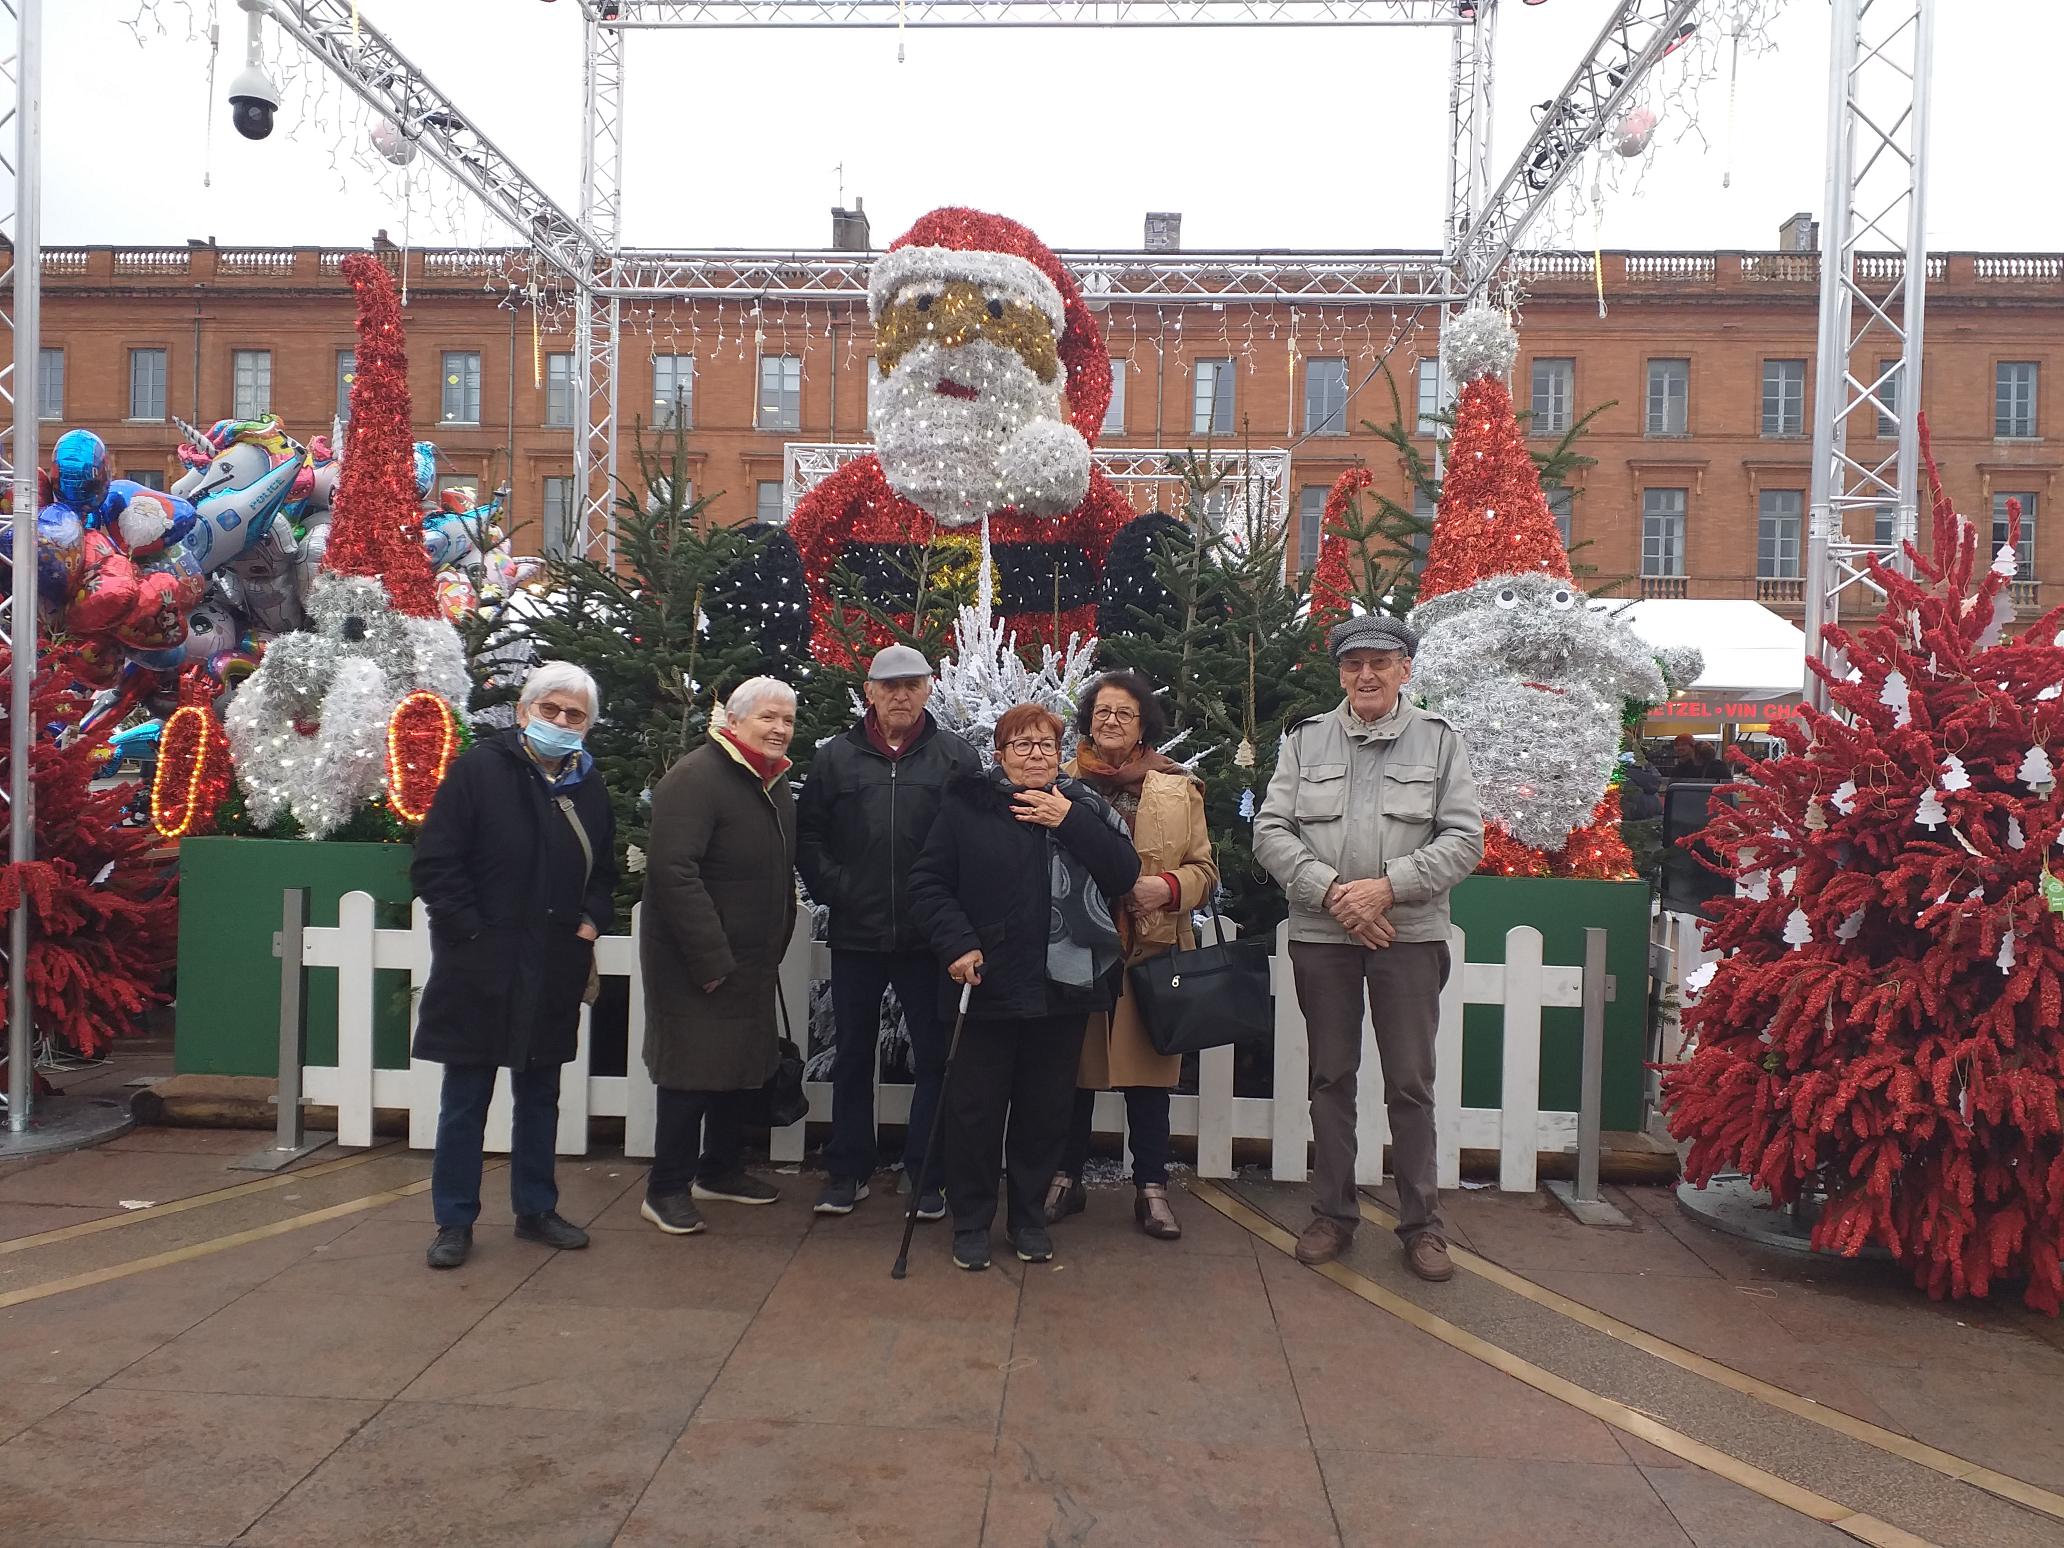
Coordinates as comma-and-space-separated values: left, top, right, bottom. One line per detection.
1666, 417, 2064, 1312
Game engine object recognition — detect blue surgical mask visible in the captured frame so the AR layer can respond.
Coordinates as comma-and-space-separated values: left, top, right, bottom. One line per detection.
524, 719, 586, 760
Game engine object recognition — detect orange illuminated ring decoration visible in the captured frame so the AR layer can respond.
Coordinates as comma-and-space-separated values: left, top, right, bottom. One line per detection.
385, 691, 460, 825
150, 704, 232, 840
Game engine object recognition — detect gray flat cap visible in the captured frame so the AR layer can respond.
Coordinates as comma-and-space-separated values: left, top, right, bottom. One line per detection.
867, 643, 934, 681
1328, 614, 1419, 660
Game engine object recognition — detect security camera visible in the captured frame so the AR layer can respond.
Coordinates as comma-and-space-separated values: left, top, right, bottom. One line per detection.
228, 64, 280, 141
229, 0, 280, 142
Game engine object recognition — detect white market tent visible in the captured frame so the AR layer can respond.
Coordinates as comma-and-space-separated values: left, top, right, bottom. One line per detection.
1589, 599, 1809, 731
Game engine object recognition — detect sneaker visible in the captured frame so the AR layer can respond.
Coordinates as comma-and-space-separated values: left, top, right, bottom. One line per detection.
1294, 1215, 1355, 1266
1010, 1224, 1055, 1263
640, 1193, 706, 1235
514, 1211, 590, 1250
692, 1171, 779, 1206
815, 1178, 869, 1215
915, 1189, 947, 1222
952, 1229, 992, 1271
1405, 1232, 1455, 1283
426, 1224, 472, 1270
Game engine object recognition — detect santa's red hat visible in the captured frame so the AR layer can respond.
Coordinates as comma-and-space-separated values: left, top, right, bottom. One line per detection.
870, 207, 1113, 444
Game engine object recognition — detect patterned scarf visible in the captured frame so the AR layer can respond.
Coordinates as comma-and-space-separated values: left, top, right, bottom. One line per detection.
987, 765, 1128, 990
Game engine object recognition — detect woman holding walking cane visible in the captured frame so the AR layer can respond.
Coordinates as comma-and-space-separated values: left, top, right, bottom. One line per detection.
907, 704, 1141, 1271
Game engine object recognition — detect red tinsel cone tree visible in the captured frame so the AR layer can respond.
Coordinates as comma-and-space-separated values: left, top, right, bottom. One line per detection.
0, 646, 180, 1062
1664, 418, 2064, 1312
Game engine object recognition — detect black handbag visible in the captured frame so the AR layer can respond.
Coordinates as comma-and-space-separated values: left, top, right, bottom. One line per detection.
1128, 899, 1274, 1056
745, 986, 809, 1129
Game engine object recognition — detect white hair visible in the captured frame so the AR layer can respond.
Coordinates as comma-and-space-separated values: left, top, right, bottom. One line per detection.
519, 660, 601, 717
726, 675, 797, 719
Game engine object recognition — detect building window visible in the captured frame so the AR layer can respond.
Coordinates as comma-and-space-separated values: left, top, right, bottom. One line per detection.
758, 355, 801, 431
1415, 358, 1442, 437
1192, 358, 1235, 436
37, 348, 63, 420
1297, 485, 1326, 575
124, 468, 165, 491
1641, 488, 1687, 577
653, 355, 693, 430
1761, 359, 1807, 438
1547, 486, 1574, 547
1410, 488, 1436, 573
1875, 358, 1902, 438
440, 351, 482, 425
232, 349, 272, 419
1875, 504, 1897, 548
1103, 358, 1127, 436
755, 480, 786, 524
129, 348, 168, 422
1645, 359, 1689, 437
1995, 491, 2038, 578
1304, 357, 1348, 437
1757, 490, 1803, 579
1530, 358, 1573, 437
545, 352, 578, 428
335, 350, 356, 425
1996, 362, 2039, 439
542, 475, 576, 559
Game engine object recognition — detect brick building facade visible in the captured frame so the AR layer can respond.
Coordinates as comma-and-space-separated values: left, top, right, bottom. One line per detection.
27, 237, 2064, 622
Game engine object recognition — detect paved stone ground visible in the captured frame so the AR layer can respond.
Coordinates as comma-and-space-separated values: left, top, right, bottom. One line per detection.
0, 1094, 2059, 1545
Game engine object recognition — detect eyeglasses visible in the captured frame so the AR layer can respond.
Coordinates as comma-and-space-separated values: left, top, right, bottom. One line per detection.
532, 701, 591, 728
1003, 739, 1059, 757
1091, 706, 1139, 724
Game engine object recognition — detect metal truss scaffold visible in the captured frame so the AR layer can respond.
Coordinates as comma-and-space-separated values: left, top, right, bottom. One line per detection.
1802, 0, 1936, 711
593, 2, 1473, 28
575, 13, 626, 560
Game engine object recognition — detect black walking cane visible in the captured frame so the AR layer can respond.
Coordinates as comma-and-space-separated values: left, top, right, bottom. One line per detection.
892, 976, 975, 1280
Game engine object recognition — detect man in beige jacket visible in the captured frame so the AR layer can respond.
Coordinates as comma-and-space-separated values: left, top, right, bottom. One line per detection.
1255, 614, 1484, 1279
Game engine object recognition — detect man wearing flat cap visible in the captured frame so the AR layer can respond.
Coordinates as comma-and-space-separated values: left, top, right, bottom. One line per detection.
1255, 614, 1484, 1279
797, 645, 982, 1219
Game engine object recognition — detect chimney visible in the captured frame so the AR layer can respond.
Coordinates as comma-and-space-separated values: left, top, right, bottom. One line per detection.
373, 229, 396, 251
1144, 212, 1181, 253
831, 196, 871, 252
1778, 212, 1819, 253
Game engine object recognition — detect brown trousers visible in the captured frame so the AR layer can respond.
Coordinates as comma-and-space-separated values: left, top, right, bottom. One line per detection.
1288, 938, 1450, 1241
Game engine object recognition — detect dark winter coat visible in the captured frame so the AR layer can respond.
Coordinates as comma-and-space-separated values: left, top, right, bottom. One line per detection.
907, 771, 1142, 1023
795, 712, 982, 952
411, 729, 617, 1071
640, 736, 798, 1091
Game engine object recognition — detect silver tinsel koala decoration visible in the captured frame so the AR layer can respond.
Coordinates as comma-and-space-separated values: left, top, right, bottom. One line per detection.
1411, 577, 1698, 851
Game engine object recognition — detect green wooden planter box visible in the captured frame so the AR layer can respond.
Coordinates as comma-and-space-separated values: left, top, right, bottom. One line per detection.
174, 836, 417, 1076
1450, 875, 1650, 1131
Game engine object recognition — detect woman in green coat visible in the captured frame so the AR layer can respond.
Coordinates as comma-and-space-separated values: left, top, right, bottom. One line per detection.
638, 677, 798, 1237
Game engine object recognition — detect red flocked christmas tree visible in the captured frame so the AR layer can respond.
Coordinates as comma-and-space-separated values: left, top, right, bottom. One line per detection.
0, 646, 180, 1068
1665, 418, 2064, 1312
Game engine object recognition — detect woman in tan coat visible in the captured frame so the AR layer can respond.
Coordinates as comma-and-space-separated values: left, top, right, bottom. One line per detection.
1046, 669, 1219, 1239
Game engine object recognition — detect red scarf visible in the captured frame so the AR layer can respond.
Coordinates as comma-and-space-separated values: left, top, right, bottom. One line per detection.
718, 728, 792, 787
1072, 740, 1183, 796
863, 708, 919, 761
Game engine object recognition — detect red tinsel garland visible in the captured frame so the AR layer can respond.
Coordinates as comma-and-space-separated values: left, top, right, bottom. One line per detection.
1418, 374, 1571, 602
149, 704, 234, 840
1308, 466, 1374, 631
1663, 415, 2064, 1313
385, 691, 459, 824
1479, 789, 1635, 879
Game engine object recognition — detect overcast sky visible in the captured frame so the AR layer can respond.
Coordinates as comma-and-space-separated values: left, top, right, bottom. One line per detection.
47, 3, 2049, 255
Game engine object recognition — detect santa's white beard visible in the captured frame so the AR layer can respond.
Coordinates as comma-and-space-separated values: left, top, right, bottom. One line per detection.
872, 339, 1068, 527
1427, 676, 1624, 850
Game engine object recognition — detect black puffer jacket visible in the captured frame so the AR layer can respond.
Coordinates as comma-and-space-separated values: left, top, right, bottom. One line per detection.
908, 770, 1141, 1023
795, 713, 981, 952
411, 730, 617, 1070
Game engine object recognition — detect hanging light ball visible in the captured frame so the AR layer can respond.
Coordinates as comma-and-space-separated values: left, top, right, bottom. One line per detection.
1613, 106, 1659, 158
370, 118, 417, 167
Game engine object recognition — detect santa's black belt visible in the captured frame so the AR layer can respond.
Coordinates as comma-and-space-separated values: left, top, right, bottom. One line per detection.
832, 540, 1095, 615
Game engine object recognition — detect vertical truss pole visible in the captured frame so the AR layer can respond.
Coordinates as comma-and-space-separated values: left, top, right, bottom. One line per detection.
1804, 0, 1935, 711
4, 0, 39, 1131
1436, 0, 1496, 471
576, 11, 625, 562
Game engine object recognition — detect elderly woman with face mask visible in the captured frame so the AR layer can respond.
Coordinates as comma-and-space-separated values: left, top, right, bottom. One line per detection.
907, 704, 1141, 1272
412, 661, 616, 1271
638, 677, 800, 1239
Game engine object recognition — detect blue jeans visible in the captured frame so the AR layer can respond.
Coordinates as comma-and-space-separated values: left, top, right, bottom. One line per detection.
431, 1062, 561, 1227
824, 949, 948, 1188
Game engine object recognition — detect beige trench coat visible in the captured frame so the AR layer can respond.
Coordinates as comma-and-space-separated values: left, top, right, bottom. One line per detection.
1065, 763, 1220, 1090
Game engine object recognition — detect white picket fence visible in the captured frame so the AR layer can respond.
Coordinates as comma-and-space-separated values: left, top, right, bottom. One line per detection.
298, 891, 1603, 1192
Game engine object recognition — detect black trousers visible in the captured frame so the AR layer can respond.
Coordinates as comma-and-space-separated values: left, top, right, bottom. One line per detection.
942, 1013, 1087, 1235
824, 948, 948, 1187
649, 1086, 748, 1198
1059, 1085, 1173, 1187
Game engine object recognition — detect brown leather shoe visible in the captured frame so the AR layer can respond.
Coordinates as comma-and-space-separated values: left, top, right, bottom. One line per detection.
1043, 1174, 1086, 1226
1406, 1233, 1455, 1282
1135, 1184, 1182, 1240
1294, 1215, 1354, 1265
